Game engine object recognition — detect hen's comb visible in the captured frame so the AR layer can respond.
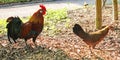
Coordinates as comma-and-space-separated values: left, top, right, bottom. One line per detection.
39, 4, 46, 11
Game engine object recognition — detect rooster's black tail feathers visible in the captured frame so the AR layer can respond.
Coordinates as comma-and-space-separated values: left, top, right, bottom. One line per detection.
6, 16, 23, 43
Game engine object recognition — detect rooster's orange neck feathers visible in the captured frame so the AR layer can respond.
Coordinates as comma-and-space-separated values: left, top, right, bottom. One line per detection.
29, 4, 46, 24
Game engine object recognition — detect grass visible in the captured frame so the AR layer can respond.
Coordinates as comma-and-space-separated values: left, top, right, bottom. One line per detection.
44, 8, 70, 36
0, 19, 7, 35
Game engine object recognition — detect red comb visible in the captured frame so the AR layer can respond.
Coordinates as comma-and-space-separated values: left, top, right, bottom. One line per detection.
39, 4, 46, 11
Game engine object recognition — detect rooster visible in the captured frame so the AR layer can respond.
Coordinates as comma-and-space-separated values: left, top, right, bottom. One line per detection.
6, 4, 46, 47
73, 24, 113, 53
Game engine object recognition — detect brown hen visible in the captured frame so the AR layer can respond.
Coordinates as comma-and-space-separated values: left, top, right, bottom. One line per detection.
73, 24, 112, 53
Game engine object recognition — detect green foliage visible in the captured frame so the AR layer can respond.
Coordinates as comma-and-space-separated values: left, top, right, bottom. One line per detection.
0, 0, 31, 4
44, 8, 70, 36
0, 19, 7, 35
45, 8, 67, 20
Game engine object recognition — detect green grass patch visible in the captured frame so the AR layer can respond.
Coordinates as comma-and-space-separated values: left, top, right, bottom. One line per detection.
0, 19, 7, 35
44, 8, 70, 36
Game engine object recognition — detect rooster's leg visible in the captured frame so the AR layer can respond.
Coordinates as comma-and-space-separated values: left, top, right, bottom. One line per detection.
24, 39, 28, 46
12, 39, 17, 43
33, 37, 37, 47
8, 36, 12, 43
7, 32, 12, 44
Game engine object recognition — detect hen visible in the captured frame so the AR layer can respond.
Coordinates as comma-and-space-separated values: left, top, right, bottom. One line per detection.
6, 4, 46, 47
73, 24, 112, 53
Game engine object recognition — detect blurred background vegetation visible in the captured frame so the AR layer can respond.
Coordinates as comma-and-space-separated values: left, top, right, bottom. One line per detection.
0, 0, 55, 4
0, 0, 32, 4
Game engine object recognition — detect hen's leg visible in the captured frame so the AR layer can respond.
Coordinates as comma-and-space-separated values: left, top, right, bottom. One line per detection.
93, 45, 102, 51
89, 46, 93, 54
89, 46, 97, 56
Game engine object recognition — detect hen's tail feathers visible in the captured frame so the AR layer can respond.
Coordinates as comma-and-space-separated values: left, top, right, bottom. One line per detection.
73, 24, 84, 36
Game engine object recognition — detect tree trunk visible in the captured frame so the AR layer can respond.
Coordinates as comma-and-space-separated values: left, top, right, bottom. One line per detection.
113, 0, 118, 20
96, 0, 102, 29
102, 0, 107, 8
